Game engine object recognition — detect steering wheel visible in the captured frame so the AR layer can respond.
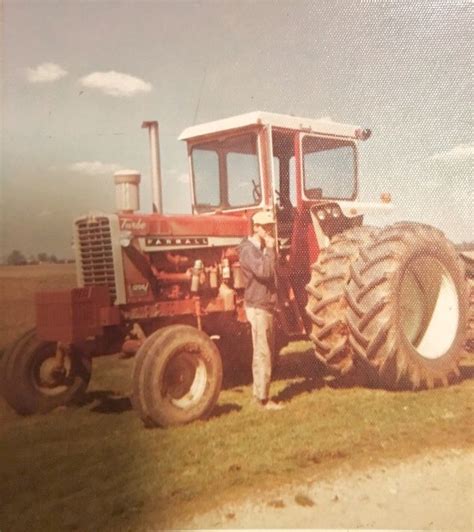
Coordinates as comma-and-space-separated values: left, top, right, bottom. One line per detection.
274, 189, 284, 211
252, 179, 262, 203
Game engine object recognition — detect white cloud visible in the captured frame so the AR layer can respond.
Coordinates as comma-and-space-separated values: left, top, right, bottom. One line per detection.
177, 173, 190, 184
79, 71, 152, 97
26, 62, 68, 83
430, 143, 474, 162
69, 161, 123, 176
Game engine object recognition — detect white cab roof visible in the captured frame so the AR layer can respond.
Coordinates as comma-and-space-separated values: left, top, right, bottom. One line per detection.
179, 111, 363, 141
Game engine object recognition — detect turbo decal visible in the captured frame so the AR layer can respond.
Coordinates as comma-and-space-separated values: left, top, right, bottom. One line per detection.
120, 219, 147, 232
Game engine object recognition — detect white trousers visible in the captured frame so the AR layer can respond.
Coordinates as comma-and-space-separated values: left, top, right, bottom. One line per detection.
245, 306, 274, 401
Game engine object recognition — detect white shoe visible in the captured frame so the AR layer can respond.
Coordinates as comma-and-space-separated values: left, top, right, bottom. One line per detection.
253, 398, 284, 410
263, 400, 284, 411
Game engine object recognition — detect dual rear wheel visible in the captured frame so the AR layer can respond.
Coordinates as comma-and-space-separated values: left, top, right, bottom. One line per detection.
306, 223, 469, 390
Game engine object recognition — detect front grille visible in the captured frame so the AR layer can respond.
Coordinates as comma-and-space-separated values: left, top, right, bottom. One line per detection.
75, 217, 117, 302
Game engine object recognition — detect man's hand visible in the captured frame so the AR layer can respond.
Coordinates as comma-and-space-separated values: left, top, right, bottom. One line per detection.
264, 235, 275, 249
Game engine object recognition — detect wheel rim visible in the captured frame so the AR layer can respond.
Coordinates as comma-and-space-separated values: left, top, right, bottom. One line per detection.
31, 344, 73, 396
162, 346, 208, 409
400, 257, 459, 360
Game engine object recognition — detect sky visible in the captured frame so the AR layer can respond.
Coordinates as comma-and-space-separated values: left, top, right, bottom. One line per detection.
1, 0, 472, 259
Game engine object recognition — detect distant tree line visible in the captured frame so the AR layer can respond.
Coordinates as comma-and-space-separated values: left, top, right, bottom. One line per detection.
4, 250, 74, 266
4, 242, 473, 266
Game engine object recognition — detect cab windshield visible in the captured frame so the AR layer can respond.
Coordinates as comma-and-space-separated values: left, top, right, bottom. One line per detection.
191, 132, 261, 211
302, 136, 357, 200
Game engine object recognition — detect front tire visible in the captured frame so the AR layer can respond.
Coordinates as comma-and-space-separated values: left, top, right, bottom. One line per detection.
132, 325, 222, 427
345, 223, 468, 390
0, 329, 91, 414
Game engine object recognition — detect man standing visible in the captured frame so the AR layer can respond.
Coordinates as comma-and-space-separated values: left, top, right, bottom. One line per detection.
238, 210, 284, 410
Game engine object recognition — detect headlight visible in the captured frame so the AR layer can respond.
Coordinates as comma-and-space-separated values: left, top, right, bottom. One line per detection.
331, 206, 341, 218
316, 209, 327, 221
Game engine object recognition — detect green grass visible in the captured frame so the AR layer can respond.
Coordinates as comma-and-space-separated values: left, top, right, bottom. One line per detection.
1, 347, 473, 531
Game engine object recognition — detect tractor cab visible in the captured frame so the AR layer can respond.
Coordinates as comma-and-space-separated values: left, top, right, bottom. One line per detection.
180, 112, 382, 336
179, 111, 378, 250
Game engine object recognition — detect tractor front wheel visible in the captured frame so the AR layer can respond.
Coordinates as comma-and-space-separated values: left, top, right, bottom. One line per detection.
132, 325, 223, 427
0, 329, 91, 414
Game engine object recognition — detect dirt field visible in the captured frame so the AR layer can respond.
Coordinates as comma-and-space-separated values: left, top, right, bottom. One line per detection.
0, 264, 76, 350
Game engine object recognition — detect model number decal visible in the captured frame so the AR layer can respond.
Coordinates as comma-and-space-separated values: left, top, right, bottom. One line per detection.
129, 282, 149, 294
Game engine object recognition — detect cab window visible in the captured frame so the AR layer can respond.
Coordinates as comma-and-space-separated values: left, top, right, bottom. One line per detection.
302, 136, 356, 200
191, 132, 261, 211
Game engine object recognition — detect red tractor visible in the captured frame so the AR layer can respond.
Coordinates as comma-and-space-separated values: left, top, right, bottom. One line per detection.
1, 112, 470, 426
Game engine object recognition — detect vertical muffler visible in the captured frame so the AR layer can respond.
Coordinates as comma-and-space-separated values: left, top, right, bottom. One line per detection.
142, 120, 163, 214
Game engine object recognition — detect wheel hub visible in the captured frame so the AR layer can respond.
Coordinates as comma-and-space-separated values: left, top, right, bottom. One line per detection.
162, 348, 208, 409
164, 352, 197, 398
34, 354, 72, 395
38, 358, 67, 387
400, 256, 459, 360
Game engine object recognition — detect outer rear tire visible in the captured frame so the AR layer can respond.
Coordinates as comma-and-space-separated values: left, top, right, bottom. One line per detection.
305, 226, 379, 375
132, 325, 223, 427
0, 329, 91, 414
345, 223, 468, 390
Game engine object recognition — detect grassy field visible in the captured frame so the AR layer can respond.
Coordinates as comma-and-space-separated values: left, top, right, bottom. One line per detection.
1, 264, 473, 530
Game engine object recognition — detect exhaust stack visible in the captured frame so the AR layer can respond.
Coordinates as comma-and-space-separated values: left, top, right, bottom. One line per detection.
142, 120, 163, 214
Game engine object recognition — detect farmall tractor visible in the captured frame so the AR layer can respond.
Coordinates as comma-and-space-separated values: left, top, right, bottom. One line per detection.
1, 112, 470, 427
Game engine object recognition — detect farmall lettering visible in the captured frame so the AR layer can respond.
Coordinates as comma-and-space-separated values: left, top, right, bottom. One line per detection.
2, 112, 470, 430
140, 234, 242, 252
145, 236, 209, 247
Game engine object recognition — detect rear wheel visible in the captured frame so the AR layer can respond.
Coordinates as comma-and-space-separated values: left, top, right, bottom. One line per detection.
305, 226, 379, 375
345, 223, 468, 389
132, 325, 222, 427
0, 329, 91, 414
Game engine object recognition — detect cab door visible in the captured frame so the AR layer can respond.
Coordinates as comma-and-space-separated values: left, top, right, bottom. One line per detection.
269, 128, 307, 337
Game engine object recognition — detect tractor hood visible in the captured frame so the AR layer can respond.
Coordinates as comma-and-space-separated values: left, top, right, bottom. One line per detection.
117, 212, 250, 238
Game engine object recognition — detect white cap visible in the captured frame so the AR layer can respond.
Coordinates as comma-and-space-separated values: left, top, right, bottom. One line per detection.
113, 169, 141, 185
252, 210, 276, 225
